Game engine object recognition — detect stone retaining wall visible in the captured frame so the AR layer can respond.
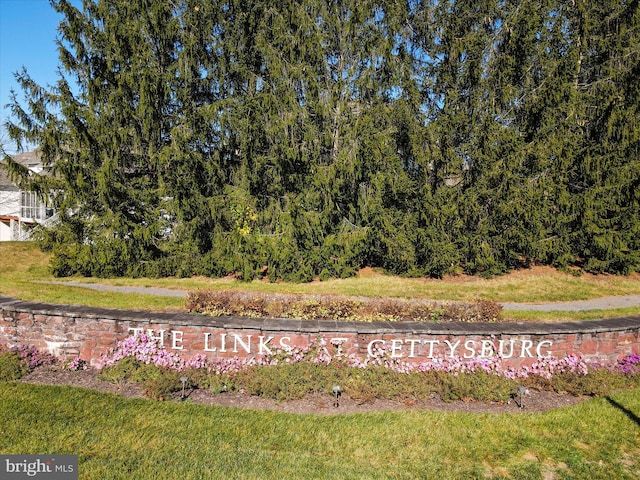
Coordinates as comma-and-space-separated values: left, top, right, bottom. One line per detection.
2, 295, 640, 368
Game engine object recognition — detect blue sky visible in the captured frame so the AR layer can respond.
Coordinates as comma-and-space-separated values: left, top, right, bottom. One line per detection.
0, 0, 80, 152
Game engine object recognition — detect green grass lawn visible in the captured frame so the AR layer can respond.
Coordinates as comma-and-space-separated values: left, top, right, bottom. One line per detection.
3, 242, 640, 478
1, 383, 639, 479
2, 242, 640, 321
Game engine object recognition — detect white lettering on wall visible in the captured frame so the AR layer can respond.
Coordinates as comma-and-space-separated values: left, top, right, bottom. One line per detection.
203, 332, 227, 352
330, 338, 349, 355
444, 340, 460, 357
498, 339, 515, 358
390, 339, 403, 358
521, 340, 534, 358
422, 340, 439, 358
259, 336, 274, 355
463, 340, 476, 359
367, 339, 385, 357
406, 339, 422, 358
128, 327, 144, 337
480, 340, 494, 357
233, 334, 251, 354
203, 333, 216, 352
536, 340, 553, 357
129, 330, 555, 361
147, 329, 165, 347
172, 330, 184, 350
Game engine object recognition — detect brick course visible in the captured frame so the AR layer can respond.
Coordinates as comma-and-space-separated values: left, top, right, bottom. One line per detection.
2, 295, 640, 368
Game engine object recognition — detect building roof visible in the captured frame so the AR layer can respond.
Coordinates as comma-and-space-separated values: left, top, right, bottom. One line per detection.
13, 150, 42, 168
0, 150, 43, 190
0, 167, 18, 191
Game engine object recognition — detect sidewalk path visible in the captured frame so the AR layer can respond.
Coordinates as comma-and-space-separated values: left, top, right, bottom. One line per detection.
45, 282, 640, 311
500, 295, 640, 311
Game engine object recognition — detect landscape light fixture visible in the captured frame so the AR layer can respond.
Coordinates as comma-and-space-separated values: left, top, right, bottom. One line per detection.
332, 384, 342, 408
517, 385, 526, 409
180, 376, 188, 400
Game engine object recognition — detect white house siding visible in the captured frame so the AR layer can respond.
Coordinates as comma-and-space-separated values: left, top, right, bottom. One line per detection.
0, 150, 51, 241
0, 220, 16, 241
0, 190, 21, 216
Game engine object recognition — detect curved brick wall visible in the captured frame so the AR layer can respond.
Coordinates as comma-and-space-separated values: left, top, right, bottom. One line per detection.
2, 295, 640, 368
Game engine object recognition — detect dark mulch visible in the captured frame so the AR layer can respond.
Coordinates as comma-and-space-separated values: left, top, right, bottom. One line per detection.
19, 365, 589, 416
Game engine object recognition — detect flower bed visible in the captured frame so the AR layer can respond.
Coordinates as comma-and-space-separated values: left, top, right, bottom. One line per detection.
4, 336, 640, 404
95, 335, 640, 402
0, 344, 56, 381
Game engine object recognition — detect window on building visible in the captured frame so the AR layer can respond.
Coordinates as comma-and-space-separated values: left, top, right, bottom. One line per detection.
20, 191, 53, 221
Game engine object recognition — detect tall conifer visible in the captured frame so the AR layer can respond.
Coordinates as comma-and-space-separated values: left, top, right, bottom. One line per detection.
2, 0, 638, 279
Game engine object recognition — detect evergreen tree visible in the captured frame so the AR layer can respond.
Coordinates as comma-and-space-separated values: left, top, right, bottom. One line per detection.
6, 0, 184, 276
2, 0, 639, 280
567, 0, 640, 273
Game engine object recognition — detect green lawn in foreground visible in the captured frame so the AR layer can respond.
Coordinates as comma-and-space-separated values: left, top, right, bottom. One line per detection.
2, 241, 640, 320
3, 243, 640, 479
1, 383, 639, 479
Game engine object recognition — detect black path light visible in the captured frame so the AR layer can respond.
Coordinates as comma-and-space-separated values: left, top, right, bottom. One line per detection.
517, 385, 527, 409
332, 385, 342, 408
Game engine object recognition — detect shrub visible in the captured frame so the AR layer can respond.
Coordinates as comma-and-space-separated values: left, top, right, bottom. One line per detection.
99, 356, 156, 384
341, 367, 431, 403
66, 356, 89, 371
140, 369, 185, 401
100, 355, 199, 400
98, 334, 208, 371
234, 362, 332, 401
186, 290, 503, 323
8, 345, 56, 370
97, 334, 211, 399
0, 350, 31, 382
0, 344, 57, 381
434, 370, 516, 402
615, 353, 640, 375
522, 364, 640, 396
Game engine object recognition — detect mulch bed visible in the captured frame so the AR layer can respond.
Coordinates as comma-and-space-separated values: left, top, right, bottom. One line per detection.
19, 365, 589, 415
